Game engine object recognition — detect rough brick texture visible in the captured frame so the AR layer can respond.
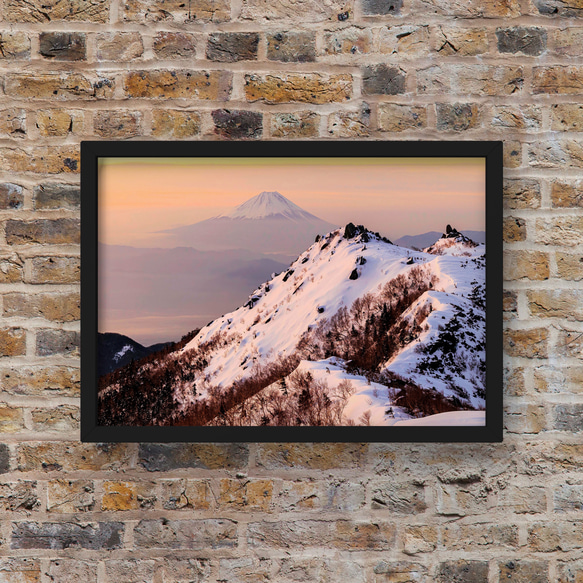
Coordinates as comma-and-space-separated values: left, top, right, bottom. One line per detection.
0, 0, 580, 580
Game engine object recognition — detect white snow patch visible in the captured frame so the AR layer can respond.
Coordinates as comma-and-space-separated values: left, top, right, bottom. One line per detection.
293, 359, 412, 426
392, 410, 485, 426
114, 344, 133, 362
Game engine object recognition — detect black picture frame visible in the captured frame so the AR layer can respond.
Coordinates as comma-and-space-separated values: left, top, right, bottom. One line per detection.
81, 140, 503, 443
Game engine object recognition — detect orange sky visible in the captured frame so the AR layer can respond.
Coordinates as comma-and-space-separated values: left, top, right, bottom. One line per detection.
99, 157, 486, 246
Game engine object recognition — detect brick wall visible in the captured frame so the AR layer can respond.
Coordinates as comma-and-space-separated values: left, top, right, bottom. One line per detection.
0, 0, 581, 580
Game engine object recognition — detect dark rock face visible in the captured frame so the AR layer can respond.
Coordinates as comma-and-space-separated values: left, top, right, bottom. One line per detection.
362, 0, 402, 14
212, 109, 263, 139
138, 443, 249, 471
12, 522, 124, 550
362, 65, 405, 95
444, 225, 463, 239
206, 33, 259, 62
267, 32, 316, 62
39, 33, 86, 61
440, 226, 478, 247
496, 27, 547, 56
344, 223, 358, 239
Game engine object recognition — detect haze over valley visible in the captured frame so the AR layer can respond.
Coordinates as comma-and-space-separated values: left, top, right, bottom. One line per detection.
100, 191, 484, 346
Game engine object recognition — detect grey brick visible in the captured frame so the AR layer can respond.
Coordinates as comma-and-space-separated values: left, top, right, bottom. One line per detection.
134, 519, 237, 550
12, 522, 123, 550
139, 443, 249, 471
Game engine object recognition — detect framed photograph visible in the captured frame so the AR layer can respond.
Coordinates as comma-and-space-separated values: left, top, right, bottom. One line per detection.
81, 141, 502, 442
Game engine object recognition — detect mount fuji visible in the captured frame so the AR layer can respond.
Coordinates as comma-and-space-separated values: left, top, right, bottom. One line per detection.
219, 191, 321, 221
158, 191, 337, 256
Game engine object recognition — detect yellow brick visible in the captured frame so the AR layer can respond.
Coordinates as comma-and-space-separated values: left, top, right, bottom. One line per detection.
504, 328, 548, 358
161, 479, 211, 510
271, 112, 319, 138
504, 140, 522, 168
6, 0, 109, 21
47, 479, 94, 513
504, 250, 549, 281
528, 289, 583, 321
551, 181, 583, 208
124, 70, 231, 100
245, 73, 352, 104
550, 104, 583, 131
31, 405, 79, 432
533, 66, 583, 94
5, 73, 113, 100
0, 147, 79, 174
0, 405, 24, 432
102, 481, 156, 511
378, 104, 427, 132
36, 110, 83, 137
3, 292, 80, 322
218, 479, 273, 511
503, 217, 526, 242
555, 27, 583, 57
152, 110, 201, 139
433, 27, 488, 56
0, 328, 26, 356
123, 0, 230, 23
536, 217, 583, 246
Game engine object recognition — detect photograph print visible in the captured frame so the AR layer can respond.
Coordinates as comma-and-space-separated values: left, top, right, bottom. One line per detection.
84, 141, 502, 442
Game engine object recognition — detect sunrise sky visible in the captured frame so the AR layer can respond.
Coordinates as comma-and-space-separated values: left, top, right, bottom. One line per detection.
98, 157, 486, 246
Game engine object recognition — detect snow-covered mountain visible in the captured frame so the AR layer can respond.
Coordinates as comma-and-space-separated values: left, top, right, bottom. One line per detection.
157, 191, 337, 255
423, 226, 480, 255
99, 224, 486, 428
219, 191, 321, 221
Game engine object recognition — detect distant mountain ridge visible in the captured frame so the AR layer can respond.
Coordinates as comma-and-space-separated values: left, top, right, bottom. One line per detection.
158, 191, 337, 254
395, 230, 485, 250
98, 332, 171, 376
